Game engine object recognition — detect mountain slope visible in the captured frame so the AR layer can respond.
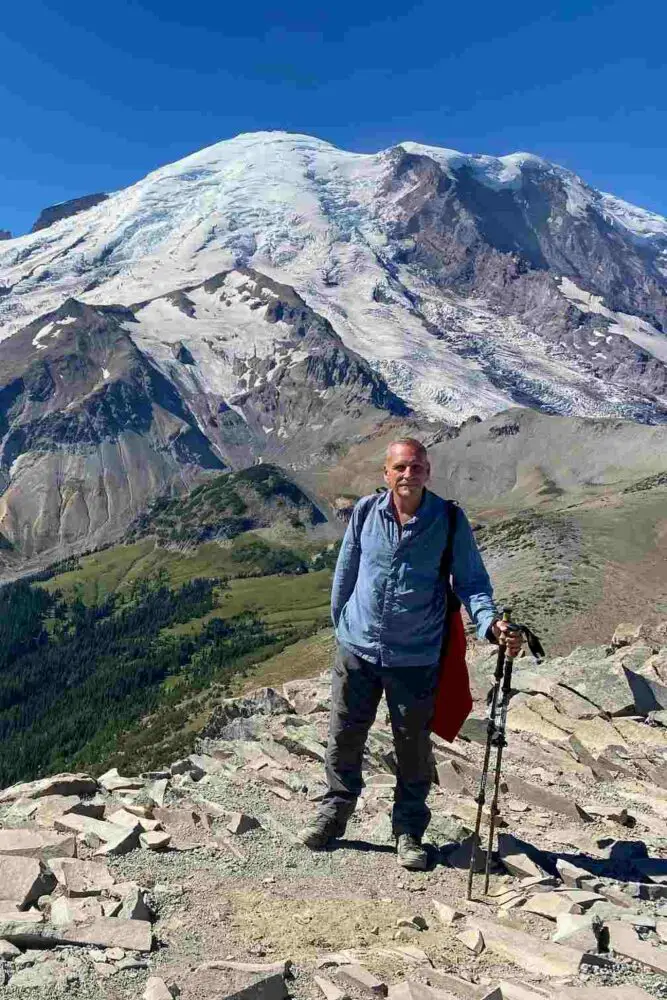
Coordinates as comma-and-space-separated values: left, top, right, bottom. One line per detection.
1, 131, 666, 424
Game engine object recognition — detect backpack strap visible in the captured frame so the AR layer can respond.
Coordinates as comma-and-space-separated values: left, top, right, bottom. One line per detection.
440, 500, 462, 612
351, 491, 383, 543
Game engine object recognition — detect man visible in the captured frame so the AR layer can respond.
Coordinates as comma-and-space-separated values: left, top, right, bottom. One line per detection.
298, 438, 522, 870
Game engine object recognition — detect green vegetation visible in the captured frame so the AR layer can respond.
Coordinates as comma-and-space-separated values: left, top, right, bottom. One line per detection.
126, 464, 324, 545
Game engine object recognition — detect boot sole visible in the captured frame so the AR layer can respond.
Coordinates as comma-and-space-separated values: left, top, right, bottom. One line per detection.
397, 853, 429, 870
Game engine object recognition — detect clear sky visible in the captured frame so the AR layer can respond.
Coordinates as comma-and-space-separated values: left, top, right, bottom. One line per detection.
1, 0, 665, 236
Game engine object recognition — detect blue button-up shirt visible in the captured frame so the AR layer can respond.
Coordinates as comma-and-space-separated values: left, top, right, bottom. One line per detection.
331, 488, 497, 667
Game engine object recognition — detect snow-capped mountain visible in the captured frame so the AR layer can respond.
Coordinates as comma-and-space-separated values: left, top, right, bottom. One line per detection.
0, 130, 666, 565
1, 131, 666, 422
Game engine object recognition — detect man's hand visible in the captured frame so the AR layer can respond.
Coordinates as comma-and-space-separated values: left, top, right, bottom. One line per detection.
491, 619, 523, 657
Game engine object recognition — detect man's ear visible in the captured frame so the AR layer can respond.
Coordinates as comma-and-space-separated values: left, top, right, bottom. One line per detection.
382, 465, 390, 486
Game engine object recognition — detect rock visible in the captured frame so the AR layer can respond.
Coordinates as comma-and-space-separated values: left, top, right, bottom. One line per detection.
97, 768, 145, 792
435, 760, 471, 796
471, 918, 611, 977
9, 961, 63, 990
560, 889, 605, 909
51, 896, 104, 925
0, 916, 152, 950
424, 970, 483, 999
457, 928, 485, 955
221, 972, 288, 1000
107, 807, 161, 832
226, 811, 261, 835
550, 685, 601, 720
552, 913, 602, 951
47, 858, 115, 896
338, 964, 388, 996
612, 624, 643, 648
499, 984, 554, 1000
555, 859, 594, 888
454, 760, 592, 822
0, 938, 20, 959
0, 773, 97, 804
582, 802, 631, 825
497, 835, 547, 879
608, 919, 667, 973
140, 831, 172, 851
201, 687, 295, 741
567, 737, 617, 780
315, 975, 350, 1000
446, 834, 487, 872
0, 829, 76, 861
144, 978, 174, 1000
145, 779, 169, 807
432, 900, 464, 926
523, 893, 582, 920
54, 811, 138, 840
623, 666, 667, 713
120, 888, 153, 921
0, 856, 56, 908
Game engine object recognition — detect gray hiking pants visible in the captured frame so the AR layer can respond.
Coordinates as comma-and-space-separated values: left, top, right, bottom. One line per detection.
320, 643, 439, 839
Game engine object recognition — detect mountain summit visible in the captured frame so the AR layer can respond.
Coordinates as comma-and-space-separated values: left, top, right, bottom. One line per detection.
0, 131, 666, 566
1, 131, 666, 424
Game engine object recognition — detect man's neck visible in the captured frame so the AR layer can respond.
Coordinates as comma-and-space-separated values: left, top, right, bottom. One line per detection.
391, 487, 425, 523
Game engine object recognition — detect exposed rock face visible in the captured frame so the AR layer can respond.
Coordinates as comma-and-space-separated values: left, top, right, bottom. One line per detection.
380, 146, 667, 413
0, 231, 11, 241
0, 298, 225, 562
0, 267, 407, 566
30, 193, 109, 233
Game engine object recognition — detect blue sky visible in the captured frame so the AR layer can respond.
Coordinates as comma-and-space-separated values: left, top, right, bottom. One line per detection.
1, 0, 665, 236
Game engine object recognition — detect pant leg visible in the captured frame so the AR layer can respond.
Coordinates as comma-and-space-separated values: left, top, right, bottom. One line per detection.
320, 644, 383, 826
383, 664, 439, 839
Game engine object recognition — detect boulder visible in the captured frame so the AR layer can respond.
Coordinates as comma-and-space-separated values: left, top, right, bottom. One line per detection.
552, 913, 602, 951
0, 829, 76, 861
140, 831, 171, 851
97, 768, 145, 792
608, 920, 667, 973
0, 773, 97, 804
457, 928, 485, 955
0, 915, 152, 950
497, 834, 548, 880
471, 917, 611, 977
201, 687, 294, 740
0, 856, 56, 908
144, 979, 174, 1000
338, 964, 387, 996
523, 893, 582, 920
47, 858, 115, 897
431, 900, 464, 926
51, 896, 104, 925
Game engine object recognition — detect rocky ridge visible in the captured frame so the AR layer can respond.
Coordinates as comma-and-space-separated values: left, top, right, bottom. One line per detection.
0, 622, 666, 999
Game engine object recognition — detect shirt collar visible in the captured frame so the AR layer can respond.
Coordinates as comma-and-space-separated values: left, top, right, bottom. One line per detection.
378, 487, 430, 518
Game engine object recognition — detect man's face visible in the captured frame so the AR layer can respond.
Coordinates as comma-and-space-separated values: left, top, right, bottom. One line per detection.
383, 444, 430, 498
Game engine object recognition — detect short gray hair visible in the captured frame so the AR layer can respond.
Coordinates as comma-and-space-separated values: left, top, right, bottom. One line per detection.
384, 438, 429, 465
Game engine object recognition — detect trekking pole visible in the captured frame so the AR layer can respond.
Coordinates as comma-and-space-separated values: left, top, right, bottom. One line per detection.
483, 610, 518, 895
466, 610, 544, 901
465, 634, 506, 902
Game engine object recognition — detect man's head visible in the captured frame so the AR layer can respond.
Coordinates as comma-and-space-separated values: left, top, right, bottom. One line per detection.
383, 438, 430, 501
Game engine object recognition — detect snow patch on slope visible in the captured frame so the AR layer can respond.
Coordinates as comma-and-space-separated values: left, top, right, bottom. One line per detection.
559, 277, 667, 364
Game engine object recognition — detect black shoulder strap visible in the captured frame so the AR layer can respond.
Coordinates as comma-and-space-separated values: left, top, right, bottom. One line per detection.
353, 491, 382, 541
441, 501, 461, 612
440, 500, 458, 579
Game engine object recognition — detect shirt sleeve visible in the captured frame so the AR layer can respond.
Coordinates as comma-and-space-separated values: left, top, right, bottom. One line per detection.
450, 506, 498, 640
330, 499, 365, 628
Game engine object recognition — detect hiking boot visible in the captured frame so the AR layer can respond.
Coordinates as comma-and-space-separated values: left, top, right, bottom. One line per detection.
396, 834, 428, 870
297, 815, 346, 850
